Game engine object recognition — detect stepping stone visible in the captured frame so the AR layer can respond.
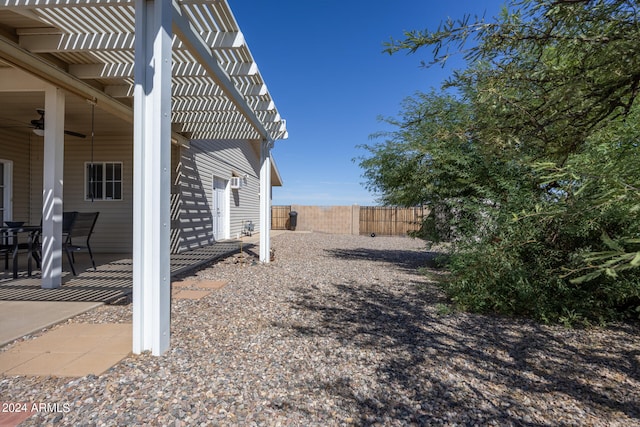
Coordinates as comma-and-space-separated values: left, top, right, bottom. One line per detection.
195, 280, 228, 290
172, 290, 211, 300
0, 408, 34, 426
171, 280, 197, 289
171, 279, 228, 290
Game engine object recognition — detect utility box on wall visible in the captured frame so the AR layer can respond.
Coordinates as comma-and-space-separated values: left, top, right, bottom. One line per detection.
230, 176, 244, 189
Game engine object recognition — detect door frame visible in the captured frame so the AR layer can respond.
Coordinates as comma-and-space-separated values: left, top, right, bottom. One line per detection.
0, 159, 13, 223
211, 175, 229, 241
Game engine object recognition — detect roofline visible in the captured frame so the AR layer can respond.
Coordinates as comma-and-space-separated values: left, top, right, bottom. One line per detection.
0, 34, 191, 146
271, 157, 283, 187
0, 35, 131, 121
171, 0, 272, 142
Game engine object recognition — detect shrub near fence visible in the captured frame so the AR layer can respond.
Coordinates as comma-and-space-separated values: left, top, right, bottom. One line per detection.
271, 205, 425, 236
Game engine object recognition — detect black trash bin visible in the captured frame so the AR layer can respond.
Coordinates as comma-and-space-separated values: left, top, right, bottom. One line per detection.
288, 211, 298, 231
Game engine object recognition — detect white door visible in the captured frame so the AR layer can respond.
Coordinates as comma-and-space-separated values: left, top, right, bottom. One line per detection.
0, 160, 12, 223
212, 176, 227, 241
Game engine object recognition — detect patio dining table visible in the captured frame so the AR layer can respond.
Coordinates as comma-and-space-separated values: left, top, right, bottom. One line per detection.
0, 225, 41, 279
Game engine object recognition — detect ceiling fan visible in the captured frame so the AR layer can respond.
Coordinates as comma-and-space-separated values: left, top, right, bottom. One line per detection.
30, 108, 86, 139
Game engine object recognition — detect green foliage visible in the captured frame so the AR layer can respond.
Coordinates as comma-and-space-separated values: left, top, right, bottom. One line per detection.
358, 92, 479, 207
359, 0, 640, 325
435, 303, 455, 316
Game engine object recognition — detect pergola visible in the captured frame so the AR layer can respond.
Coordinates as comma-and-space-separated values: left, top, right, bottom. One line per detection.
0, 0, 288, 355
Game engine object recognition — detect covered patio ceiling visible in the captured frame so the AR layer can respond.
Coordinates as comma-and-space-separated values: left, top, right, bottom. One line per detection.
0, 0, 288, 142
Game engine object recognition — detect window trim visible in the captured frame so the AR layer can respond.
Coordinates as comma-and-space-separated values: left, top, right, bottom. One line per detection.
84, 161, 123, 201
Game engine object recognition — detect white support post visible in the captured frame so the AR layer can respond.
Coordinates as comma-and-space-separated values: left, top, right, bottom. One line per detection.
41, 86, 65, 289
132, 0, 172, 356
259, 140, 273, 263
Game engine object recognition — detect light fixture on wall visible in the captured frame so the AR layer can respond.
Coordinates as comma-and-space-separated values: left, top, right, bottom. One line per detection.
32, 128, 44, 136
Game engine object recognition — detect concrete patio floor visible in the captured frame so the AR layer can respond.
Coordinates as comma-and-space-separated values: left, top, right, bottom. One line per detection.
0, 233, 279, 380
0, 300, 102, 347
0, 278, 229, 382
0, 323, 132, 377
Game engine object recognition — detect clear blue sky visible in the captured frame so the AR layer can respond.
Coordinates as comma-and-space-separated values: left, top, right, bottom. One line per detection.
231, 1, 507, 206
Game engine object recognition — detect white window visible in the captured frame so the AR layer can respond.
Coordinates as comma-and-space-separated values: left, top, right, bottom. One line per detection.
85, 162, 123, 201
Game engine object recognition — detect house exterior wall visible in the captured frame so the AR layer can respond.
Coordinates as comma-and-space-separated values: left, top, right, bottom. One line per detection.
0, 129, 32, 223
0, 133, 133, 253
2, 131, 263, 254
173, 139, 261, 252
62, 137, 133, 253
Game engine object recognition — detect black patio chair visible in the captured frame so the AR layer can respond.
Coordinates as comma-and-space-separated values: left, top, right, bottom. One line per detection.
27, 211, 78, 270
63, 211, 99, 276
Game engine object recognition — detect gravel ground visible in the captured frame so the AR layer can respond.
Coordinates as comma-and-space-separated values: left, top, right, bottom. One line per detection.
1, 231, 639, 426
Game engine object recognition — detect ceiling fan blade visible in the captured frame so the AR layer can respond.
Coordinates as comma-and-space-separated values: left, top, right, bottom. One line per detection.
64, 129, 87, 138
0, 117, 29, 128
29, 109, 86, 138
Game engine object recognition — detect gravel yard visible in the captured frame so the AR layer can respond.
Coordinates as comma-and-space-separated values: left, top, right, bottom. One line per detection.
2, 231, 639, 426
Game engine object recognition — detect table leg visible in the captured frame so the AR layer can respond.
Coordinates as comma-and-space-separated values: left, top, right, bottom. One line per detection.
12, 243, 18, 279
2, 233, 8, 271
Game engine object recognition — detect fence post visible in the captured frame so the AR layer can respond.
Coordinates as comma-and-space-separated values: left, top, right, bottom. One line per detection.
351, 204, 360, 235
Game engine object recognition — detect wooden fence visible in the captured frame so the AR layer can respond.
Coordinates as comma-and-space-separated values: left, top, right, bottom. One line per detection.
271, 205, 425, 236
359, 206, 425, 236
271, 205, 292, 230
